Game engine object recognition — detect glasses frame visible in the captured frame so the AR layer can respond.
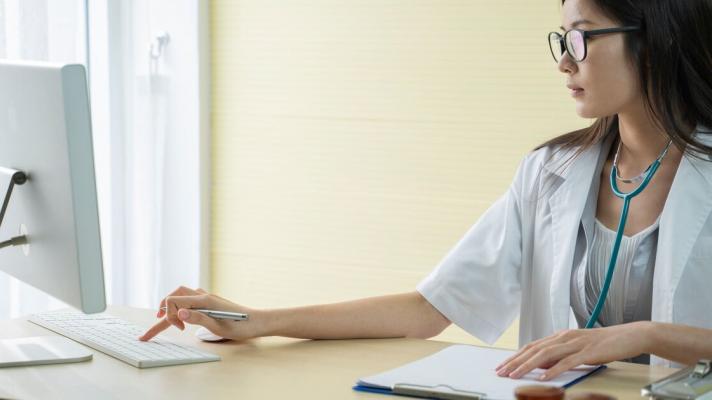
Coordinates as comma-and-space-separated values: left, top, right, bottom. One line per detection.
548, 26, 641, 63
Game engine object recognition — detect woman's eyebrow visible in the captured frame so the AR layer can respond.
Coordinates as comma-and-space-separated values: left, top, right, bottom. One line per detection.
559, 18, 594, 30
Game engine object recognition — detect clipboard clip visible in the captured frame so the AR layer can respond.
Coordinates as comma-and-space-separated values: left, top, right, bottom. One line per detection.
642, 359, 712, 400
393, 383, 487, 400
692, 360, 711, 379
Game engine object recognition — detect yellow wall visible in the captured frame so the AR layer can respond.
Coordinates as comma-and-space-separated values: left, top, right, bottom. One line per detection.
210, 0, 588, 350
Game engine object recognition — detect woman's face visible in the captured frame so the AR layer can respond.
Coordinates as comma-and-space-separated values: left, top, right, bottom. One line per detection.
559, 0, 642, 118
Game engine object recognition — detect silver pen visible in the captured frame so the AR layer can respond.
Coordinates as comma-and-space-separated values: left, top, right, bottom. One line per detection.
159, 307, 249, 321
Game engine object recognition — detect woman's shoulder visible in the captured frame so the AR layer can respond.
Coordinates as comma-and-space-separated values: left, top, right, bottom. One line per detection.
509, 138, 603, 204
517, 142, 580, 179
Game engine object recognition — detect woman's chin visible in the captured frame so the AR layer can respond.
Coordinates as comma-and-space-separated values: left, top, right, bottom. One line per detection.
574, 102, 605, 119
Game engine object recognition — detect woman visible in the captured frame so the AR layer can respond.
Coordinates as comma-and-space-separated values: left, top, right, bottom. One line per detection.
140, 0, 712, 381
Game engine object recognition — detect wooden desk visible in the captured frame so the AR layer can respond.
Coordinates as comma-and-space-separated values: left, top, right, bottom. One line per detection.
0, 306, 674, 399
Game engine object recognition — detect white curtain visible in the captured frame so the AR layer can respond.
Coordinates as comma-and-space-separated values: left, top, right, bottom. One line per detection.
88, 0, 210, 310
0, 0, 209, 319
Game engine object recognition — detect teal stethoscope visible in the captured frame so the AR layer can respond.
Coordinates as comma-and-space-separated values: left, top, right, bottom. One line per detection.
584, 137, 673, 329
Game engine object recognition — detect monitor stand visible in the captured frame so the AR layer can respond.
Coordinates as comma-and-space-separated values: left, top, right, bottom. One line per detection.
0, 167, 93, 367
0, 167, 28, 249
0, 336, 92, 367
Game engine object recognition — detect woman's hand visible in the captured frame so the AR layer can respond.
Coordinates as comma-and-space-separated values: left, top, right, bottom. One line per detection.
138, 286, 263, 342
495, 321, 654, 381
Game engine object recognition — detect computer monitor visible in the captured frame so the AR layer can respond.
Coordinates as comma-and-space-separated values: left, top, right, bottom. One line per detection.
0, 60, 107, 365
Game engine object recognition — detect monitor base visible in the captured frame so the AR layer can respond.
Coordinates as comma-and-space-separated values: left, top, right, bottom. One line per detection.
0, 335, 92, 367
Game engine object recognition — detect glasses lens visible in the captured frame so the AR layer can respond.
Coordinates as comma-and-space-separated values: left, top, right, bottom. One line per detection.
566, 30, 586, 61
548, 32, 564, 63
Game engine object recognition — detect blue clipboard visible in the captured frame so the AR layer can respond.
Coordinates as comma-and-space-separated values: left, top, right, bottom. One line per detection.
352, 345, 607, 400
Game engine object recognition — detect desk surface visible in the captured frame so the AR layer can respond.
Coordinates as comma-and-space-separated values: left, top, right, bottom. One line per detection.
0, 306, 674, 400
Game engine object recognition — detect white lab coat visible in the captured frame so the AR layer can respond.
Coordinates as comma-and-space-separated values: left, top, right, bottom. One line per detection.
417, 127, 712, 367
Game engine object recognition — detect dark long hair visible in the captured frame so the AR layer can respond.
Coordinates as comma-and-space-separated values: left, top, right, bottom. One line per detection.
537, 0, 712, 159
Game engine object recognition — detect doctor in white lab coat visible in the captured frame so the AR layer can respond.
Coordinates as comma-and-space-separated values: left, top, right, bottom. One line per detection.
143, 0, 712, 383
416, 127, 712, 371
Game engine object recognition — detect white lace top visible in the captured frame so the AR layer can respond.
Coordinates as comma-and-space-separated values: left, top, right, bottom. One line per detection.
571, 217, 659, 328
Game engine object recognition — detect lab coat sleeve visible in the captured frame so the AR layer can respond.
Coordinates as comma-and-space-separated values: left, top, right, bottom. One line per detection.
417, 159, 525, 345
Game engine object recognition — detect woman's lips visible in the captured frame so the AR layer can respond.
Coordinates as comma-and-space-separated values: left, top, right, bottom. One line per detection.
567, 84, 584, 98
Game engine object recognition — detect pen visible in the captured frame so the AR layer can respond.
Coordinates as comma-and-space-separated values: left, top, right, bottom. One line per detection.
159, 307, 249, 321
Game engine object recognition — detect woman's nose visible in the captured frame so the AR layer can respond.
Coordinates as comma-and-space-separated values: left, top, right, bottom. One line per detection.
557, 52, 577, 74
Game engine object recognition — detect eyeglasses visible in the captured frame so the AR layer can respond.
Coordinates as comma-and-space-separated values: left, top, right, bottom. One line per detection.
548, 26, 640, 63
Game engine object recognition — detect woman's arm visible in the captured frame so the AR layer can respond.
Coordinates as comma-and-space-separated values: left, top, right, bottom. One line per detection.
495, 321, 712, 381
647, 322, 712, 365
262, 291, 451, 339
140, 288, 451, 341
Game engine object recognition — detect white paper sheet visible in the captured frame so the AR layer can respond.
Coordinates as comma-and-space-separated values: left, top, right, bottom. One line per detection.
356, 344, 603, 399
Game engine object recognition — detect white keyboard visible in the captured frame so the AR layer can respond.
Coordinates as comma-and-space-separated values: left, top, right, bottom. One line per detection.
29, 310, 221, 368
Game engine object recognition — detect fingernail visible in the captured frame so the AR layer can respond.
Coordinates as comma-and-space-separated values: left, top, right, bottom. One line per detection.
178, 309, 190, 320
509, 371, 520, 379
539, 374, 548, 381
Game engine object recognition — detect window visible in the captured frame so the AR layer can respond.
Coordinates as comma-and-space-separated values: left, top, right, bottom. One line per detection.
0, 0, 209, 319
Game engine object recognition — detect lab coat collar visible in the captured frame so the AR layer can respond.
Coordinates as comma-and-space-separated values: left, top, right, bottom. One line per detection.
654, 127, 712, 321
545, 139, 603, 332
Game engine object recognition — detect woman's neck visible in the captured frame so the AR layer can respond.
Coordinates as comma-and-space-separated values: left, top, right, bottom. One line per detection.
615, 110, 682, 171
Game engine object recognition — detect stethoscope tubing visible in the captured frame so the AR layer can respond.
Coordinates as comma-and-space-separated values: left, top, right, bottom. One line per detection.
584, 159, 662, 329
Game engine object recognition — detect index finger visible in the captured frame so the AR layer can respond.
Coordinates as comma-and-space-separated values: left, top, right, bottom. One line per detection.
138, 318, 171, 342
539, 353, 583, 381
496, 335, 554, 370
